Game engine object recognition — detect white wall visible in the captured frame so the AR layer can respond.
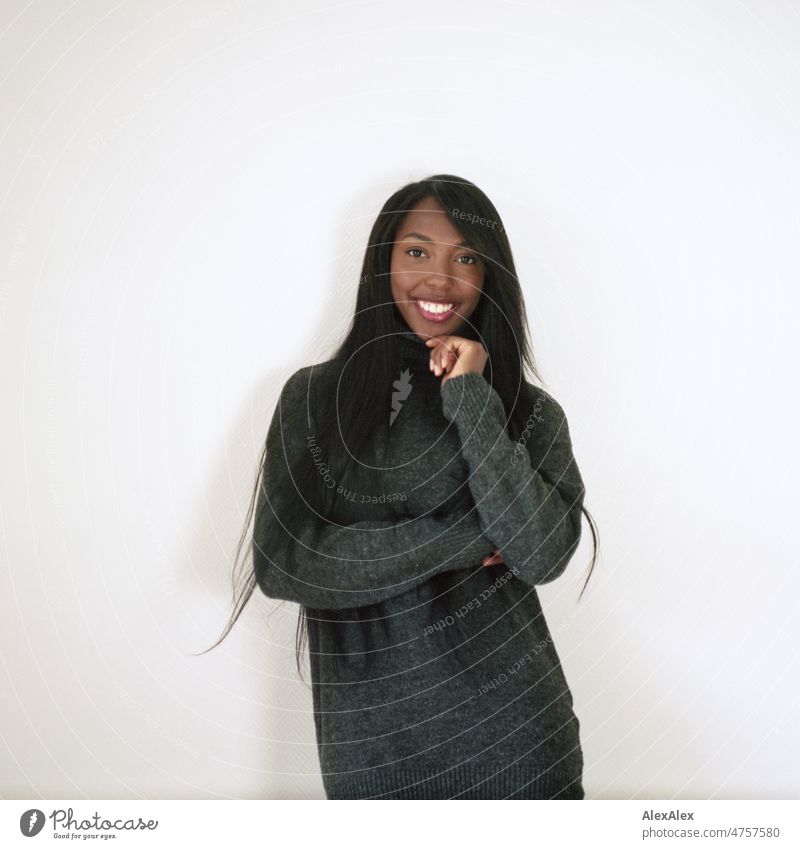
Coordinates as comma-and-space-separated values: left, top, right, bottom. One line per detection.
1, 0, 798, 800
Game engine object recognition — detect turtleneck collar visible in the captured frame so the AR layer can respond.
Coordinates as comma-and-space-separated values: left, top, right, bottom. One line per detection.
391, 309, 435, 369
389, 306, 483, 370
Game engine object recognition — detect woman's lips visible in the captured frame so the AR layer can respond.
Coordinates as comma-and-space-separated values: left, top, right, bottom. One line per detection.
413, 298, 457, 323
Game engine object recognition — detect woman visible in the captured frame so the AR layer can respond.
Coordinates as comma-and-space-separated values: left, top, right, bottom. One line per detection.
206, 174, 599, 799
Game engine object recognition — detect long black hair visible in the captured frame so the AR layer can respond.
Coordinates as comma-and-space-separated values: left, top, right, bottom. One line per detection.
195, 174, 599, 683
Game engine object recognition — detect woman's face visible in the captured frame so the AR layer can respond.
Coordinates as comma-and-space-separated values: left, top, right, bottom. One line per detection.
390, 196, 485, 339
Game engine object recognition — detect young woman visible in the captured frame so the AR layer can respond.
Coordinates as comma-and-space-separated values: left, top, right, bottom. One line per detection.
205, 174, 599, 799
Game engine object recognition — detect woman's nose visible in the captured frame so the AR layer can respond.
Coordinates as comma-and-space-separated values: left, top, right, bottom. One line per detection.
421, 265, 458, 290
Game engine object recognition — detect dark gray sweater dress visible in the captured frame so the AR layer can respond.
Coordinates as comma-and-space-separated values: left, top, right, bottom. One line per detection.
253, 321, 587, 799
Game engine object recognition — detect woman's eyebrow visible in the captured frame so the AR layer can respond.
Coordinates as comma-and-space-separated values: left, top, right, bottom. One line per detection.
400, 231, 472, 248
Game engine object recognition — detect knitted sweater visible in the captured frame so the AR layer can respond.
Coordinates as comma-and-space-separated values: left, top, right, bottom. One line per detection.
253, 320, 587, 800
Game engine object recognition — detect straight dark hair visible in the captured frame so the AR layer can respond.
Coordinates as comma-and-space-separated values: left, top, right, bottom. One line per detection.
196, 174, 599, 684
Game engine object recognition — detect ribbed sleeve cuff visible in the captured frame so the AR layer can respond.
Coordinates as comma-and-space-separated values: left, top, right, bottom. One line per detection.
439, 372, 508, 449
418, 511, 493, 570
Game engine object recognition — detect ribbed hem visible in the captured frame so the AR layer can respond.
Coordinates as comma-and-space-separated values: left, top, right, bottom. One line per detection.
323, 761, 584, 800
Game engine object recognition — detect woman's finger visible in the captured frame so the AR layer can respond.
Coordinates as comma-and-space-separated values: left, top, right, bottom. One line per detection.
430, 346, 453, 376
427, 339, 457, 376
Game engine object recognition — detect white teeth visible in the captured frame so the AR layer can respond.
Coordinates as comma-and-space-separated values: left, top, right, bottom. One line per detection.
418, 300, 454, 314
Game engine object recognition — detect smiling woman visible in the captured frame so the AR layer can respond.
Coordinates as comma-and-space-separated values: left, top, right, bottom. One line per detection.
200, 173, 600, 800
390, 203, 485, 330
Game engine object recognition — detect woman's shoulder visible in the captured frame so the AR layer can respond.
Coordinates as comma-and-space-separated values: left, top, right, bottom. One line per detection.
519, 380, 577, 445
520, 380, 566, 418
278, 358, 338, 408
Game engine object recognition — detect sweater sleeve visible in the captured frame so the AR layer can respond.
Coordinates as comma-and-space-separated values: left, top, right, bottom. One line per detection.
252, 368, 496, 609
439, 372, 585, 587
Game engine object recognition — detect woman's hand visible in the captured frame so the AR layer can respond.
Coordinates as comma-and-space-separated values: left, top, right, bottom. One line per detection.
425, 335, 488, 387
482, 549, 505, 567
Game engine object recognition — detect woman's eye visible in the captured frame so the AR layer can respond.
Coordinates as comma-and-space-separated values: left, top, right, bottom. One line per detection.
405, 248, 477, 264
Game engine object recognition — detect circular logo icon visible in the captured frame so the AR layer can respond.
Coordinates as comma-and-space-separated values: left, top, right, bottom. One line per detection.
19, 809, 46, 837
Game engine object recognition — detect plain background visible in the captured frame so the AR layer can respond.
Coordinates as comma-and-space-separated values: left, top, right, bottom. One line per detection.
1, 0, 798, 800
